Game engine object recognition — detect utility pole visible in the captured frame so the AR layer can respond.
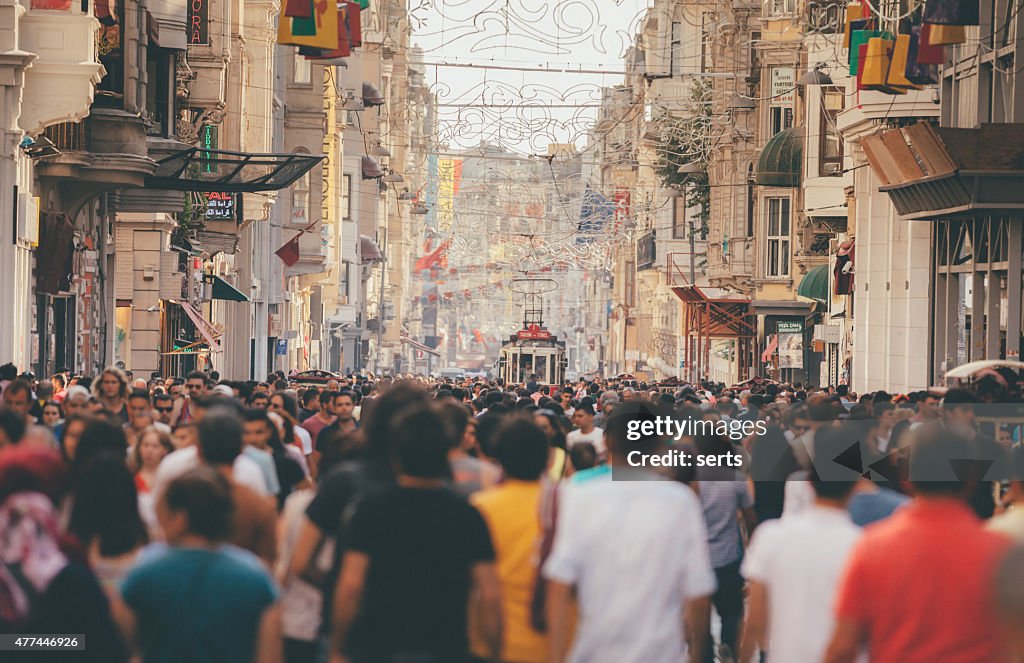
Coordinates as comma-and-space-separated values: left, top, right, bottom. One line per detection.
689, 217, 696, 285
375, 255, 386, 374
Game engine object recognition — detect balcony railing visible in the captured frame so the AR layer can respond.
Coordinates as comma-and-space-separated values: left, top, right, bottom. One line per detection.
708, 236, 754, 277
43, 121, 87, 152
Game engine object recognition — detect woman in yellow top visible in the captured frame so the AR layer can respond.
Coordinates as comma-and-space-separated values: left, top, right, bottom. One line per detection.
470, 417, 553, 663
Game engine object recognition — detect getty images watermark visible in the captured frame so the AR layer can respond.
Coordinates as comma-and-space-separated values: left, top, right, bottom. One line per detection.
624, 416, 766, 469
607, 400, 1024, 482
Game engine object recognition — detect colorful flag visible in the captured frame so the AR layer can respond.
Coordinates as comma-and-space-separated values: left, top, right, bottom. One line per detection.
413, 239, 451, 272
345, 2, 362, 47
277, 0, 339, 49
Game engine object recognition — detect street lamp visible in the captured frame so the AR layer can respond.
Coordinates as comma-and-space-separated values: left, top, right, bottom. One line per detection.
797, 64, 834, 86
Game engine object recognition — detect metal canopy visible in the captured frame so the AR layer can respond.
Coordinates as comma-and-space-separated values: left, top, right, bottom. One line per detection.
146, 148, 324, 192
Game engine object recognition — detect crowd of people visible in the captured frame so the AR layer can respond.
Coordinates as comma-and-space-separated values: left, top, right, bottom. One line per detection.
1, 361, 1024, 663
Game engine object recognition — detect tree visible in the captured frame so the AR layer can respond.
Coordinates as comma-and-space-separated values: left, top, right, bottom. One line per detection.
654, 79, 713, 237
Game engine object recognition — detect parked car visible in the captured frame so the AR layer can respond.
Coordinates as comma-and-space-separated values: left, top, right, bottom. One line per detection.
289, 369, 343, 387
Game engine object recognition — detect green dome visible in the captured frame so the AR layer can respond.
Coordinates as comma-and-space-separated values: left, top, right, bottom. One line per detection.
756, 126, 803, 187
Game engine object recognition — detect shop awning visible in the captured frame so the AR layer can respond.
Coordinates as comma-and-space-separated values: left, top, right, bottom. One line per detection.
400, 335, 441, 356
751, 300, 816, 317
178, 301, 222, 352
205, 275, 249, 302
360, 235, 383, 262
146, 148, 323, 192
797, 264, 830, 303
670, 285, 755, 337
864, 122, 1024, 219
756, 126, 803, 187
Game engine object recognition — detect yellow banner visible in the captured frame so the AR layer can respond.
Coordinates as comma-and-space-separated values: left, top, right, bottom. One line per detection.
436, 158, 461, 233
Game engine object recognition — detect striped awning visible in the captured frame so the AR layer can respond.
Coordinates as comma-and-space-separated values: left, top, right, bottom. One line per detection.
400, 335, 440, 356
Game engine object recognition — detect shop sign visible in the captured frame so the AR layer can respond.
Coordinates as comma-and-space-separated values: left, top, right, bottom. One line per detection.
188, 0, 209, 45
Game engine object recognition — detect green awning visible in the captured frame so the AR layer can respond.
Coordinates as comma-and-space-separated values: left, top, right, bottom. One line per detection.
756, 126, 803, 187
797, 264, 830, 303
207, 275, 249, 302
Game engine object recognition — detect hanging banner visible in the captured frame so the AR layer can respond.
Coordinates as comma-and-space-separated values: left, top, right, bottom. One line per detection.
436, 158, 462, 233
770, 67, 796, 107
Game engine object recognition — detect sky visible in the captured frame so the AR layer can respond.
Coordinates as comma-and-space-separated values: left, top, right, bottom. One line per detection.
408, 0, 651, 155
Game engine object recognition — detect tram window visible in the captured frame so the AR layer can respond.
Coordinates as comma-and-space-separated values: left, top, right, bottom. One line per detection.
535, 355, 548, 384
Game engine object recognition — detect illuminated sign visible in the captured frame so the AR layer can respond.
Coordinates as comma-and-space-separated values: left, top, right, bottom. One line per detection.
200, 124, 217, 173
188, 0, 209, 45
202, 192, 237, 221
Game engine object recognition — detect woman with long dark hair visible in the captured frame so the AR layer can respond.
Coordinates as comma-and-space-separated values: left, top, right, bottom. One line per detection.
533, 409, 568, 480
67, 453, 148, 597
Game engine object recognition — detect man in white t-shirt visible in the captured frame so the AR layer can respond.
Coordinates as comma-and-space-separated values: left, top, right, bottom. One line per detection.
153, 406, 268, 499
738, 433, 863, 663
544, 407, 715, 663
566, 403, 605, 457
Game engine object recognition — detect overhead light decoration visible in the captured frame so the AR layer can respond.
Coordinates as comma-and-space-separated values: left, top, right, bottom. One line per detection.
371, 142, 391, 157
363, 82, 385, 107
382, 170, 404, 183
410, 203, 429, 214
361, 155, 384, 179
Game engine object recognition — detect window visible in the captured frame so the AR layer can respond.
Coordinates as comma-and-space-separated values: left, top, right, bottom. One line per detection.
765, 197, 791, 278
768, 0, 797, 15
820, 88, 844, 176
770, 106, 794, 136
670, 21, 683, 77
746, 165, 755, 237
342, 174, 352, 220
294, 52, 311, 85
672, 194, 689, 239
672, 189, 704, 239
292, 170, 310, 224
145, 46, 174, 137
700, 13, 711, 73
808, 1, 844, 32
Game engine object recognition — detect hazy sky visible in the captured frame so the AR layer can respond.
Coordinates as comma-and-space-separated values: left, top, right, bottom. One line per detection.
409, 0, 650, 154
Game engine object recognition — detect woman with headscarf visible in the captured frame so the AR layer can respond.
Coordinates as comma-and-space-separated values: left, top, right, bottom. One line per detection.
0, 446, 127, 662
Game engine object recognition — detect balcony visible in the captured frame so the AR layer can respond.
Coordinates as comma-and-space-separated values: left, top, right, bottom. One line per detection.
19, 0, 105, 135
286, 225, 331, 277
637, 231, 656, 271
707, 236, 754, 286
837, 88, 938, 140
35, 110, 158, 220
36, 111, 156, 206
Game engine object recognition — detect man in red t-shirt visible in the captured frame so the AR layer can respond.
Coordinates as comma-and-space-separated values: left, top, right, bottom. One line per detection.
301, 389, 337, 441
824, 427, 1012, 663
